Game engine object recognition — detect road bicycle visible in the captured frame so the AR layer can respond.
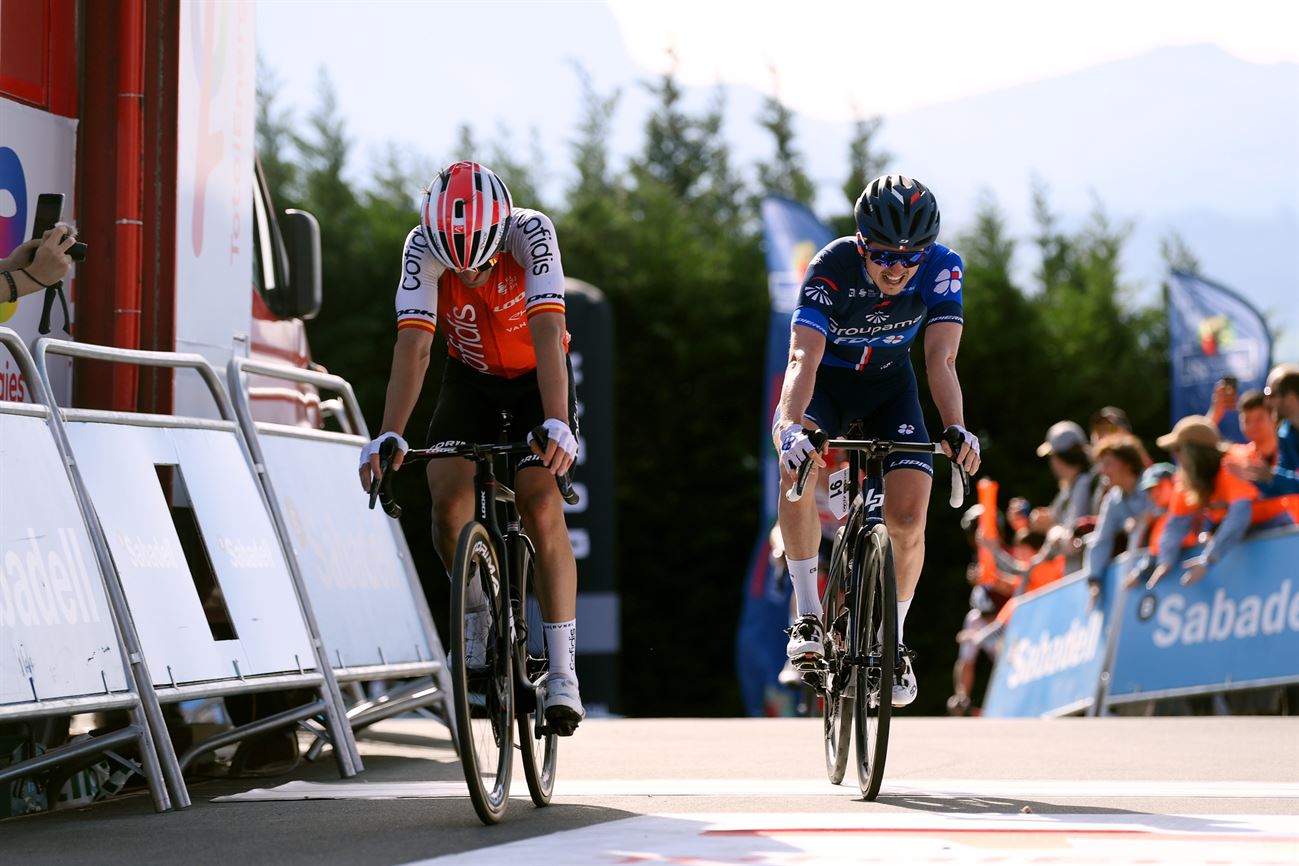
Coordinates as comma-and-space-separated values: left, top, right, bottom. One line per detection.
788, 422, 967, 799
370, 420, 577, 824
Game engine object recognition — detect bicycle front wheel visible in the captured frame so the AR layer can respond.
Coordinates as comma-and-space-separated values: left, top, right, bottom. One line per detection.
450, 521, 514, 825
513, 535, 558, 807
820, 530, 854, 785
853, 523, 896, 800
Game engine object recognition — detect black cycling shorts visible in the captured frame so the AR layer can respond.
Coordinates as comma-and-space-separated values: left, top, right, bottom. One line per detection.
797, 363, 933, 476
427, 357, 578, 472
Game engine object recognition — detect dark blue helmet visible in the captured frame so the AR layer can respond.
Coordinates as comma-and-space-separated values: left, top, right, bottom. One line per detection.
854, 175, 941, 251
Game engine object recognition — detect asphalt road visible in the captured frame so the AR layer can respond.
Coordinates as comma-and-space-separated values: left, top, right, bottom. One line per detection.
2, 716, 1296, 865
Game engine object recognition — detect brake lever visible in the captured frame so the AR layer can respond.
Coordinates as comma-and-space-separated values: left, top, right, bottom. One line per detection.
530, 425, 580, 506
786, 430, 828, 502
367, 438, 403, 518
941, 427, 971, 508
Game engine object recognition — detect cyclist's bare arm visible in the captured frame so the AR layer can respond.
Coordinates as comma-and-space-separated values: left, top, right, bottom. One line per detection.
774, 324, 828, 468
360, 327, 432, 489
527, 312, 575, 476
924, 321, 978, 474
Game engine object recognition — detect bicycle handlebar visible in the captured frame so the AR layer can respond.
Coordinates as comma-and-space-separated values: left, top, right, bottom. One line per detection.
785, 428, 970, 509
366, 427, 579, 519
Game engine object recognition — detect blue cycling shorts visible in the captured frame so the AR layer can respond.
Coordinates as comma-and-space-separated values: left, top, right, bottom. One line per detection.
797, 364, 933, 476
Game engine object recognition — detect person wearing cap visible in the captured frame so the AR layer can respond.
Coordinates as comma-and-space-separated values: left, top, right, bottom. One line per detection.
1146, 415, 1294, 588
1088, 406, 1132, 446
1229, 366, 1299, 498
1082, 434, 1153, 606
1036, 420, 1098, 542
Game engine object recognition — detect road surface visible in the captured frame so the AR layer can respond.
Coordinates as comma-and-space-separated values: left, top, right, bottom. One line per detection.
3, 716, 1296, 865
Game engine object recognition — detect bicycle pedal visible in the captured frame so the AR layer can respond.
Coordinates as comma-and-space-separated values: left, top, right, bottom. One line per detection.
792, 654, 826, 672
800, 670, 826, 691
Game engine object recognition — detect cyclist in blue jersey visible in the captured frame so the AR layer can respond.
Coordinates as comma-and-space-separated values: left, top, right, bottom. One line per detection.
772, 175, 981, 708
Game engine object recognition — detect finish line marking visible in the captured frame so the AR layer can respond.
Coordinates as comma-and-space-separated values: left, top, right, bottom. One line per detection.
397, 812, 1299, 866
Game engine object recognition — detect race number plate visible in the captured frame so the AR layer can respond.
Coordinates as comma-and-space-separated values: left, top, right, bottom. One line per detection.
827, 466, 849, 520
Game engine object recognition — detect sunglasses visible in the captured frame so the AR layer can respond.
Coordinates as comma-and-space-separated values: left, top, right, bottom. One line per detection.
857, 241, 928, 269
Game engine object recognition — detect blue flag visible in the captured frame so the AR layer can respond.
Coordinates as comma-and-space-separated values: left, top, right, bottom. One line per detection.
735, 197, 835, 716
1168, 270, 1272, 437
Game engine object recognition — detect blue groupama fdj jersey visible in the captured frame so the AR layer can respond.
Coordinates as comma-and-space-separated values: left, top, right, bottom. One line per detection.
792, 239, 965, 374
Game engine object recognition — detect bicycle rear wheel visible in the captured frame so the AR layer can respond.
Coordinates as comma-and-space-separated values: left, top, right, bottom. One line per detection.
853, 523, 896, 800
513, 536, 557, 807
450, 521, 514, 825
820, 529, 854, 785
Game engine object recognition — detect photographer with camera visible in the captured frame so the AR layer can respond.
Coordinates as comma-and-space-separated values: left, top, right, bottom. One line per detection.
0, 225, 78, 304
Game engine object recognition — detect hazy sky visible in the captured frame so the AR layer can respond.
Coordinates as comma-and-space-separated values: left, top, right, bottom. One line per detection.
609, 0, 1299, 119
256, 0, 1299, 188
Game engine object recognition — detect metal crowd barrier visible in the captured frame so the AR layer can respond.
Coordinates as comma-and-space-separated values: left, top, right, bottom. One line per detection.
0, 327, 178, 811
32, 337, 362, 800
227, 358, 455, 750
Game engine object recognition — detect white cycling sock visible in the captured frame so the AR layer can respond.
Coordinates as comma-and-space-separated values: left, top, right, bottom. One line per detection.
787, 556, 822, 618
543, 620, 577, 682
876, 596, 915, 647
897, 597, 913, 645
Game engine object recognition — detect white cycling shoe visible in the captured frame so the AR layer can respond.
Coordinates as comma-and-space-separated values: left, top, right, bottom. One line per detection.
539, 673, 585, 736
785, 614, 825, 669
892, 645, 918, 708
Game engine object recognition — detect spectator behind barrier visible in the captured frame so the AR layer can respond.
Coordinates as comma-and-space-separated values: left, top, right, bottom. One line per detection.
1229, 366, 1299, 500
1207, 376, 1242, 442
949, 504, 1018, 716
1088, 405, 1132, 447
1146, 416, 1295, 589
1087, 406, 1135, 511
1083, 434, 1153, 607
1034, 420, 1097, 568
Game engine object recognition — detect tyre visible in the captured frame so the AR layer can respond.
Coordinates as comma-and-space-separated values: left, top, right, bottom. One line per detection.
450, 521, 514, 825
513, 534, 557, 807
820, 526, 855, 785
853, 522, 896, 800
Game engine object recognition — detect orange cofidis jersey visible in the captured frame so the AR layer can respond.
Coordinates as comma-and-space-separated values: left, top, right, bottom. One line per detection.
394, 208, 570, 379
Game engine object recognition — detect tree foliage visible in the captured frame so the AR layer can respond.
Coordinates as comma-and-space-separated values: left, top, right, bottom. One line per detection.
257, 62, 1170, 717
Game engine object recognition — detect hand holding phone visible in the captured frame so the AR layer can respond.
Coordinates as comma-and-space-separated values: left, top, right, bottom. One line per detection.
31, 193, 86, 262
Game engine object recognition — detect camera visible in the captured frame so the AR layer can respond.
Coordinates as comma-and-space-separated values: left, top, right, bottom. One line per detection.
32, 192, 88, 263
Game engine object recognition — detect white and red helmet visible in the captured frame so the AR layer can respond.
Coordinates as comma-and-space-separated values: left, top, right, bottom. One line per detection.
420, 161, 513, 271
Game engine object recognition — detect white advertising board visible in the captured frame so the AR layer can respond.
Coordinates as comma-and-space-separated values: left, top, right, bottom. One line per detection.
173, 2, 256, 419
0, 97, 77, 405
63, 420, 315, 685
0, 411, 127, 705
258, 431, 432, 668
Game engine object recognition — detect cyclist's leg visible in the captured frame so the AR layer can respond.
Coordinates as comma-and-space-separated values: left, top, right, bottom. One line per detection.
870, 364, 934, 610
515, 467, 576, 622
777, 379, 843, 619
870, 367, 933, 707
777, 392, 839, 662
425, 360, 499, 585
512, 361, 584, 731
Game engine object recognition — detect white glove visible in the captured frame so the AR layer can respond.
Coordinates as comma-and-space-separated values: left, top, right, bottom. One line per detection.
359, 431, 408, 470
529, 418, 578, 461
778, 425, 817, 474
944, 424, 981, 473
947, 423, 980, 455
